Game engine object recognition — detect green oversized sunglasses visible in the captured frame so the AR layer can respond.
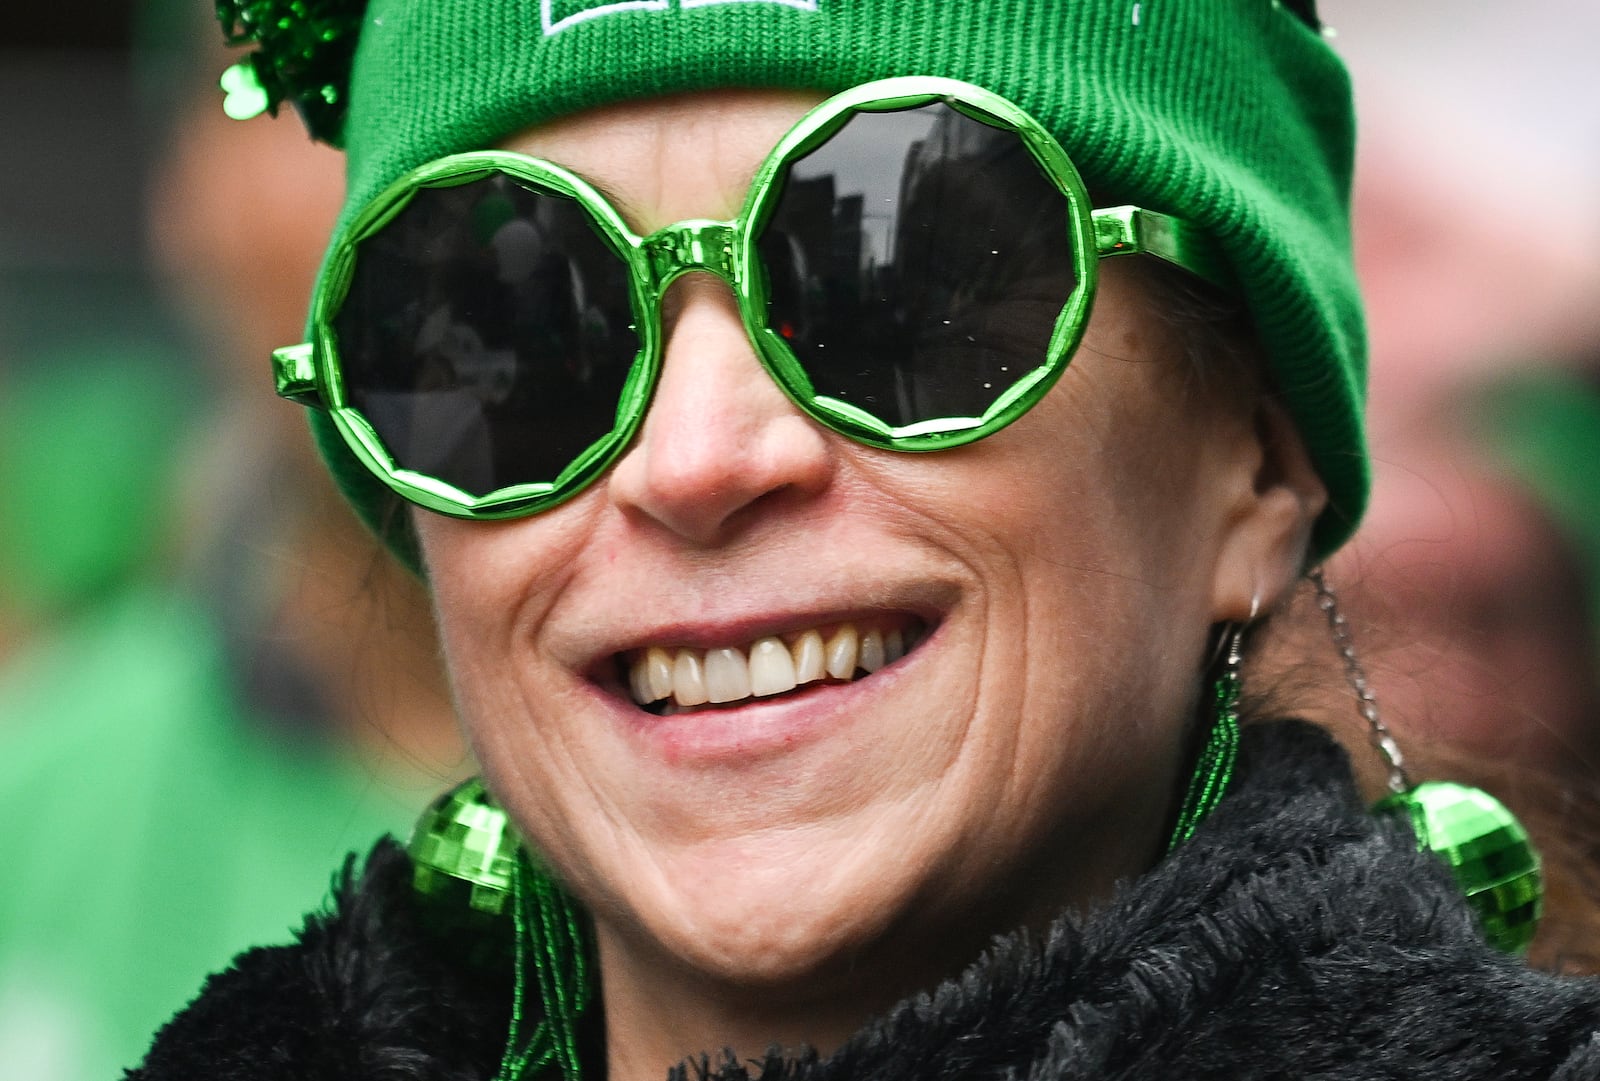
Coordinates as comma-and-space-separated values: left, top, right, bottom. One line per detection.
273, 76, 1228, 520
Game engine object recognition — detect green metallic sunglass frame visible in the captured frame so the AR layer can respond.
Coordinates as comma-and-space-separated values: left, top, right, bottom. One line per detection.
274, 76, 1229, 520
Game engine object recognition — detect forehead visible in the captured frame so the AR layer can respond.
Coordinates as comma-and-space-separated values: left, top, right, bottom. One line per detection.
497, 89, 825, 231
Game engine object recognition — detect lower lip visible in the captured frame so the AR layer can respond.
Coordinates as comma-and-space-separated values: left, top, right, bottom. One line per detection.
599, 642, 929, 767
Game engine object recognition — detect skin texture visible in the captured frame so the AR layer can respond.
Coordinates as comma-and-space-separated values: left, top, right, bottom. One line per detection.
413, 90, 1327, 1081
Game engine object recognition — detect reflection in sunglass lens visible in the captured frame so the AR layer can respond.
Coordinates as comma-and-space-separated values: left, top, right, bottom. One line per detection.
334, 175, 639, 496
760, 102, 1076, 430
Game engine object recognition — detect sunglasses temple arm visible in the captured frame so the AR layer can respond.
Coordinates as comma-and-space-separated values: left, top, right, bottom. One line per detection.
1091, 206, 1232, 291
272, 342, 328, 409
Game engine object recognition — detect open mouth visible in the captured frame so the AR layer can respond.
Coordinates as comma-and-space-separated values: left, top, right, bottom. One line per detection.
620, 617, 929, 715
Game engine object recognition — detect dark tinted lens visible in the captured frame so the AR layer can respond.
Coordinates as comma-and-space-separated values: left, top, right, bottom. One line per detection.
760, 103, 1076, 429
334, 173, 639, 496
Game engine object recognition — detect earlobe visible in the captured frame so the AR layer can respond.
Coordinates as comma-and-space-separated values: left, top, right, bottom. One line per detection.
1209, 398, 1328, 622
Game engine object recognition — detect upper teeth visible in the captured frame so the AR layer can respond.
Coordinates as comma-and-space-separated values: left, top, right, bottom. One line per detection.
626, 622, 913, 710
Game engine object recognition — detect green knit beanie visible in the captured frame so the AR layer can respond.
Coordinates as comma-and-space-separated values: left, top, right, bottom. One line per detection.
234, 0, 1369, 561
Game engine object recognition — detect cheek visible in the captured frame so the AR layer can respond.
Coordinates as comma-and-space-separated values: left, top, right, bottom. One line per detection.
941, 362, 1224, 598
418, 497, 597, 619
961, 361, 1232, 755
417, 510, 635, 886
414, 503, 598, 732
851, 380, 1218, 793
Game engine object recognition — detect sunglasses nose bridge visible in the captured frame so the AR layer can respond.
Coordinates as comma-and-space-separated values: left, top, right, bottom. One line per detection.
641, 220, 739, 292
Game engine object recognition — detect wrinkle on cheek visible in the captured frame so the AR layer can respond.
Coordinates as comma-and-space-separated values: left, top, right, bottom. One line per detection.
480, 686, 644, 903
810, 474, 1022, 812
925, 556, 1046, 827
423, 500, 600, 623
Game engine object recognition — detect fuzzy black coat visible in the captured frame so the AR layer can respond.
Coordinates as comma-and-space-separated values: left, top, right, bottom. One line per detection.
130, 721, 1600, 1080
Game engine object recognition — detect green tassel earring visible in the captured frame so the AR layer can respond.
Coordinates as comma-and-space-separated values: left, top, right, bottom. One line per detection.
408, 779, 593, 1081
1310, 569, 1543, 954
1167, 621, 1244, 851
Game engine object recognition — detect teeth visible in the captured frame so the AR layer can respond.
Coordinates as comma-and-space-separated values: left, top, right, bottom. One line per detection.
749, 637, 797, 697
859, 629, 885, 674
704, 647, 752, 704
624, 619, 925, 711
824, 625, 858, 679
629, 660, 654, 705
673, 650, 708, 707
793, 629, 825, 685
645, 647, 674, 701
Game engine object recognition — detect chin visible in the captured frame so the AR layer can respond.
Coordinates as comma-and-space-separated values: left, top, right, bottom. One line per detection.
640, 883, 902, 989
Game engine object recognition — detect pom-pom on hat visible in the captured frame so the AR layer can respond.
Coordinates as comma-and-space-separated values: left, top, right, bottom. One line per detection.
223, 0, 1369, 564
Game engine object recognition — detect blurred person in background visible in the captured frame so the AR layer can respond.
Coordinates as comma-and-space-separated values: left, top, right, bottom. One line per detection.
1340, 371, 1600, 781
0, 343, 192, 663
1328, 0, 1600, 414
1269, 367, 1600, 972
0, 7, 464, 1080
1262, 1, 1600, 972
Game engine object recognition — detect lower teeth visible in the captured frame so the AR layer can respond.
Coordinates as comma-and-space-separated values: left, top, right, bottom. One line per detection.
643, 677, 849, 716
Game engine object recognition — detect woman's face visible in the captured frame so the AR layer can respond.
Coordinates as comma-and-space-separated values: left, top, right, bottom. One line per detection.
416, 91, 1313, 996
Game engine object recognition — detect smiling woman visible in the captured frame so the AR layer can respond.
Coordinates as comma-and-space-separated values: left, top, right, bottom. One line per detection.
129, 2, 1600, 1079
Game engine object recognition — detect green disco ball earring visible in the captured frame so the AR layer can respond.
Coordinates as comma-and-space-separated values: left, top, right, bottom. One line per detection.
1375, 782, 1542, 954
1311, 571, 1544, 955
407, 779, 595, 1081
408, 777, 521, 948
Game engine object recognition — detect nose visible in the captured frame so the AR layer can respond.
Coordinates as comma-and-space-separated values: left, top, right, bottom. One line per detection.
606, 275, 835, 545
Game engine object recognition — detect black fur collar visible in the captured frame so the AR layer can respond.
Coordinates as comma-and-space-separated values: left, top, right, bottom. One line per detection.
131, 721, 1600, 1080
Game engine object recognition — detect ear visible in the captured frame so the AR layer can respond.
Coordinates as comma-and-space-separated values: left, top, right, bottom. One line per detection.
1208, 398, 1328, 621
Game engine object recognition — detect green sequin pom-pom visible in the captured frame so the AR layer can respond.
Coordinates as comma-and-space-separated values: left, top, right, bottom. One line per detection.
215, 0, 367, 144
1376, 781, 1543, 955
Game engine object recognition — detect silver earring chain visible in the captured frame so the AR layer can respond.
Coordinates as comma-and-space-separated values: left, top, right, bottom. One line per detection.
1308, 567, 1411, 794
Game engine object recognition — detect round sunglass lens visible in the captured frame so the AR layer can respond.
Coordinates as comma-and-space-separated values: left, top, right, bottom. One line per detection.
334, 173, 639, 497
760, 102, 1077, 432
